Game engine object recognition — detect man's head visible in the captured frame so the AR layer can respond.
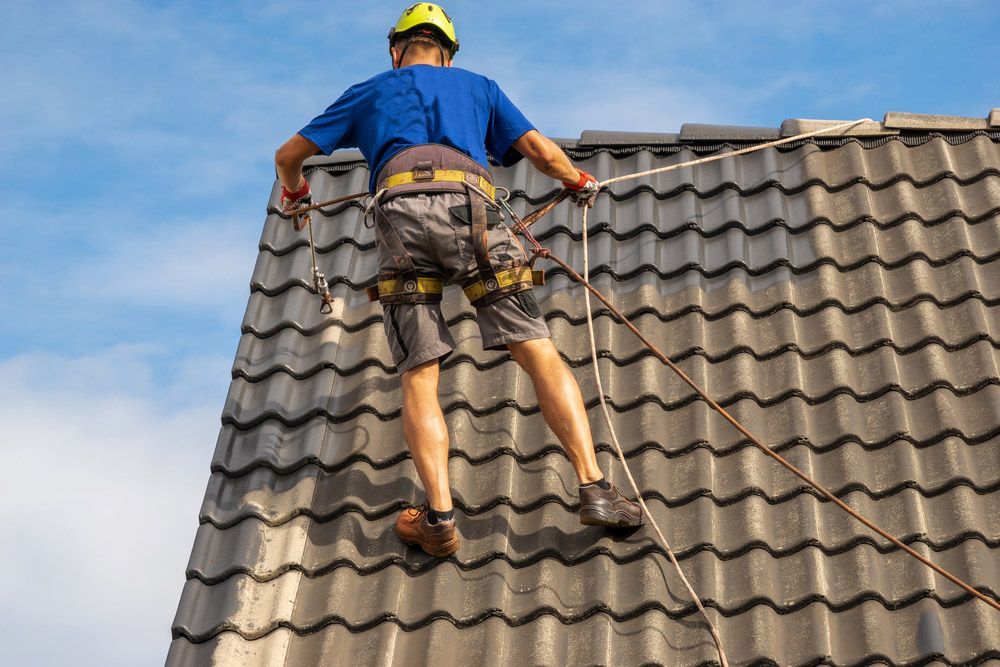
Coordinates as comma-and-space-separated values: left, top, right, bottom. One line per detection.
388, 3, 459, 69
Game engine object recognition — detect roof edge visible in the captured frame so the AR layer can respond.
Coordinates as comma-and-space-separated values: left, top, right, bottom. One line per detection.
576, 131, 679, 147
884, 111, 994, 131
680, 123, 781, 141
301, 109, 999, 166
304, 149, 366, 167
780, 118, 895, 137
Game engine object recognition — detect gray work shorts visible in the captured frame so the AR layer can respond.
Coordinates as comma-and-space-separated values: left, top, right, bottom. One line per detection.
375, 191, 551, 374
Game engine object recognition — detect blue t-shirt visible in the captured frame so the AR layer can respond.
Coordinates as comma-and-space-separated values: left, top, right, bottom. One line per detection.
299, 65, 536, 191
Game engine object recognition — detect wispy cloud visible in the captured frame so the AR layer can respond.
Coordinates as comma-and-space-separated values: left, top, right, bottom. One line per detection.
66, 217, 258, 311
0, 207, 259, 362
0, 345, 226, 666
1, 1, 321, 202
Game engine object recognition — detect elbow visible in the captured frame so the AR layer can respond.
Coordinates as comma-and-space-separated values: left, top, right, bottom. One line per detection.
274, 145, 293, 170
516, 131, 568, 178
275, 137, 308, 171
536, 152, 567, 180
525, 137, 563, 175
529, 144, 559, 173
540, 154, 562, 173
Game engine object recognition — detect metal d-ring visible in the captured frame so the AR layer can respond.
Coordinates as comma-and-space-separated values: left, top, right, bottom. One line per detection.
362, 189, 387, 229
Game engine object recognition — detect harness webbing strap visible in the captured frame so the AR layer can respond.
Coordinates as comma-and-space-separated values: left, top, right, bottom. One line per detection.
366, 268, 542, 303
380, 169, 496, 200
366, 275, 444, 303
462, 183, 538, 307
381, 275, 443, 295
462, 266, 541, 303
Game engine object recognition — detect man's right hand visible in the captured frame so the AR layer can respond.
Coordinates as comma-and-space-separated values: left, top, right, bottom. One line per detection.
563, 170, 599, 208
281, 178, 313, 216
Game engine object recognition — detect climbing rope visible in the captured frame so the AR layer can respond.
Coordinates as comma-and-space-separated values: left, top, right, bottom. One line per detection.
581, 203, 730, 666
498, 116, 1000, 663
506, 198, 734, 663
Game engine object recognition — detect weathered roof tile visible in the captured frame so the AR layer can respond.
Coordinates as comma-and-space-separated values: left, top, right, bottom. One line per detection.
172, 119, 1000, 665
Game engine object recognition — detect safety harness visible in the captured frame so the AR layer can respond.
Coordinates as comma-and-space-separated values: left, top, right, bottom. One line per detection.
363, 144, 544, 307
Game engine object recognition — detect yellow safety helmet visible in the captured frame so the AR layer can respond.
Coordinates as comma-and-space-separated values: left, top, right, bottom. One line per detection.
388, 3, 459, 56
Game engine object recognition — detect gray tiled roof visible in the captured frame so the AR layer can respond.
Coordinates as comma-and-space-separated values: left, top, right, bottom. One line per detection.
169, 113, 1000, 665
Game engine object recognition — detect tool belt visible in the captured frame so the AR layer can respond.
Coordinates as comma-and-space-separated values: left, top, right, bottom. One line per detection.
366, 144, 542, 307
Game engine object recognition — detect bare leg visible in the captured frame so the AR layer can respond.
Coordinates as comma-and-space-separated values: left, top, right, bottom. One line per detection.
400, 358, 453, 511
507, 338, 604, 484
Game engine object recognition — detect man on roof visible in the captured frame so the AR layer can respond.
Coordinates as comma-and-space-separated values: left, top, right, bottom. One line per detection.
274, 3, 643, 557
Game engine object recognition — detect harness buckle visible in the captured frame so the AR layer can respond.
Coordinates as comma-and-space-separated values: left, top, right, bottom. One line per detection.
413, 160, 434, 181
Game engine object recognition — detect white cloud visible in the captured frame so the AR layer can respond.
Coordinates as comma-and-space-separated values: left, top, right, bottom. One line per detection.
0, 346, 225, 666
0, 1, 317, 199
67, 217, 258, 311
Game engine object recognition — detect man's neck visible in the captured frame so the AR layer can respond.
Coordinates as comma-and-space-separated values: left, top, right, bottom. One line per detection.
400, 58, 443, 68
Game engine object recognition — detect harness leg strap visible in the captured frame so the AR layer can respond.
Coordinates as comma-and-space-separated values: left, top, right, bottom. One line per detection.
462, 184, 536, 307
372, 195, 430, 305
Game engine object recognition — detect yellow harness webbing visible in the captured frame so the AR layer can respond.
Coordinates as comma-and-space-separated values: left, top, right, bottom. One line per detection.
379, 169, 496, 200
366, 269, 544, 303
461, 266, 542, 303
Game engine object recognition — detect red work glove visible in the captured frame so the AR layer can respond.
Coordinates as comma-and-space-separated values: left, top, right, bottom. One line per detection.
562, 170, 599, 208
281, 179, 313, 215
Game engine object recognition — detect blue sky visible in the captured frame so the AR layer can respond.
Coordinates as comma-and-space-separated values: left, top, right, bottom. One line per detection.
0, 1, 996, 664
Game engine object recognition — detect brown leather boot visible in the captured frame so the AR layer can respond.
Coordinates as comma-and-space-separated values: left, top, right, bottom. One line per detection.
579, 482, 644, 527
394, 502, 460, 557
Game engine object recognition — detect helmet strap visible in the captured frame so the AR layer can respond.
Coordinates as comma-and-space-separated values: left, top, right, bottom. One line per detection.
395, 33, 448, 68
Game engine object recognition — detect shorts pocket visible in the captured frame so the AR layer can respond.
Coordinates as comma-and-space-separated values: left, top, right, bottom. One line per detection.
488, 226, 514, 264
449, 203, 505, 265
448, 203, 502, 228
516, 291, 542, 319
383, 305, 409, 364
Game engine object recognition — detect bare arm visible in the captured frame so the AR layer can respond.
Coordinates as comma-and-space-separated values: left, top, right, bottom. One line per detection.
512, 130, 582, 184
274, 134, 321, 192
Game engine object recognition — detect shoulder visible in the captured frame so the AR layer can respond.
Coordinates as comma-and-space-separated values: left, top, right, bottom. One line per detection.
323, 71, 396, 110
351, 69, 395, 90
340, 69, 400, 96
444, 67, 505, 100
447, 66, 494, 85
